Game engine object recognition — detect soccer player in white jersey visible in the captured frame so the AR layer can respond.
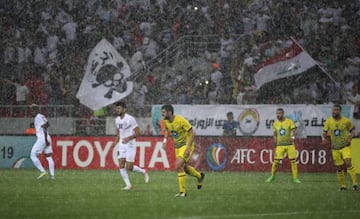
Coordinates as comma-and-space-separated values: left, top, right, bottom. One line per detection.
30, 104, 55, 179
111, 101, 149, 190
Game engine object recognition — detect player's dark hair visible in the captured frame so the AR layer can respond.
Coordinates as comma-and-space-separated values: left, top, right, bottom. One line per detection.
333, 104, 342, 111
161, 104, 174, 114
227, 112, 233, 117
116, 101, 126, 108
276, 108, 284, 113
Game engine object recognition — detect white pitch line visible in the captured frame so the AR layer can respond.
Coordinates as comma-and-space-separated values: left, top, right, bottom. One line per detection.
170, 210, 360, 219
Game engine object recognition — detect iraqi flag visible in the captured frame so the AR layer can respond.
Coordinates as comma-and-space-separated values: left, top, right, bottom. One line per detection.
76, 39, 133, 110
254, 41, 317, 89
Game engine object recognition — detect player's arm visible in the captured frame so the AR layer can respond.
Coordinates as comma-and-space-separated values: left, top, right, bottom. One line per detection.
41, 122, 50, 146
133, 126, 140, 138
124, 126, 140, 143
347, 125, 355, 146
2, 78, 14, 85
111, 128, 120, 148
184, 128, 195, 158
162, 129, 169, 149
291, 127, 297, 140
321, 130, 328, 142
187, 128, 195, 148
272, 122, 277, 146
273, 131, 277, 147
322, 119, 329, 145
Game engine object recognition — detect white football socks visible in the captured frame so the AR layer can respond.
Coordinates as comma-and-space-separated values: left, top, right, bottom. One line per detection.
119, 168, 131, 187
46, 156, 55, 177
132, 165, 145, 174
30, 154, 45, 173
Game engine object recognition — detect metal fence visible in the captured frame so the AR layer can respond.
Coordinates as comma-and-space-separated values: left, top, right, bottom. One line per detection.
0, 105, 75, 117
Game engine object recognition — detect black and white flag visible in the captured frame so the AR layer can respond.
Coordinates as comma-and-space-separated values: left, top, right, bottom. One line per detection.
76, 39, 133, 110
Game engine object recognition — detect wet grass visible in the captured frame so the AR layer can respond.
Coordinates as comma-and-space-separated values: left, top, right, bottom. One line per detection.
0, 169, 359, 219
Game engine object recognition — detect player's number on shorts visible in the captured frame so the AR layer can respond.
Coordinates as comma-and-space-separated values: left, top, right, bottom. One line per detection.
1, 146, 14, 159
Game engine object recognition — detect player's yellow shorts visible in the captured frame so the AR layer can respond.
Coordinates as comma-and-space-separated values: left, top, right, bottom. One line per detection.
274, 144, 297, 160
175, 144, 194, 162
332, 146, 352, 166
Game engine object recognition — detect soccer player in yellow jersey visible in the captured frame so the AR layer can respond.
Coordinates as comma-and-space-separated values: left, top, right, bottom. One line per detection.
322, 104, 359, 192
161, 104, 205, 197
265, 108, 301, 183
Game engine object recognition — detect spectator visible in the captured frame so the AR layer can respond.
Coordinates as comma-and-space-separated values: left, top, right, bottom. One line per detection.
255, 11, 271, 34
91, 107, 107, 135
219, 32, 235, 73
55, 5, 73, 24
33, 37, 48, 67
223, 112, 238, 136
61, 18, 78, 45
129, 50, 146, 73
46, 26, 60, 60
112, 33, 125, 52
143, 124, 153, 136
160, 25, 174, 48
346, 84, 360, 119
3, 77, 29, 116
0, 0, 359, 109
131, 24, 144, 49
139, 20, 153, 37
207, 82, 220, 104
63, 75, 78, 106
4, 41, 16, 64
0, 75, 16, 116
140, 37, 159, 61
236, 84, 246, 104
47, 66, 66, 116
210, 63, 223, 92
3, 77, 29, 106
25, 69, 48, 106
241, 10, 256, 36
133, 81, 148, 117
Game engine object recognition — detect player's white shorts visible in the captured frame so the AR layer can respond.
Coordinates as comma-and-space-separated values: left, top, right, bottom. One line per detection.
31, 134, 53, 155
117, 140, 136, 162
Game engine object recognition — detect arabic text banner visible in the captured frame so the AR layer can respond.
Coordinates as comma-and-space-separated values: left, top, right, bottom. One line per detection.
151, 104, 354, 137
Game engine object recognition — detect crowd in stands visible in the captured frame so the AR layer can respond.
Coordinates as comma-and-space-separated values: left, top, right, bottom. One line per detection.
0, 0, 359, 118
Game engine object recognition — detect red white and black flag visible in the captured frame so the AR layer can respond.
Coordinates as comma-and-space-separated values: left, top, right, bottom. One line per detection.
254, 40, 317, 89
76, 39, 133, 110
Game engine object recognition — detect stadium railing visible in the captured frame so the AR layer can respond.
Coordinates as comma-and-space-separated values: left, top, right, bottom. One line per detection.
0, 105, 75, 117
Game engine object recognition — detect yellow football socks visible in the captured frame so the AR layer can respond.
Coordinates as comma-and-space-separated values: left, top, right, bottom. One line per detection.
185, 165, 201, 179
337, 170, 346, 188
290, 160, 298, 179
271, 160, 280, 176
177, 172, 186, 193
347, 166, 358, 186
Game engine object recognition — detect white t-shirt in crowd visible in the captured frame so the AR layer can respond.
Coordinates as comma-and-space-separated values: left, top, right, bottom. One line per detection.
14, 83, 29, 102
62, 21, 78, 42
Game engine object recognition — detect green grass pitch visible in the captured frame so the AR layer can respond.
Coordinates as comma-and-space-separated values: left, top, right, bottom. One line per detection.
0, 169, 359, 219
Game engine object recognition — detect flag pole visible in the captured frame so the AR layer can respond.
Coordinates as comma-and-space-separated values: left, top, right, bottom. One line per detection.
290, 36, 342, 91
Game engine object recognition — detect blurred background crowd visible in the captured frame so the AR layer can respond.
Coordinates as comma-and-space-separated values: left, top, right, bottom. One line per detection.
0, 0, 359, 119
